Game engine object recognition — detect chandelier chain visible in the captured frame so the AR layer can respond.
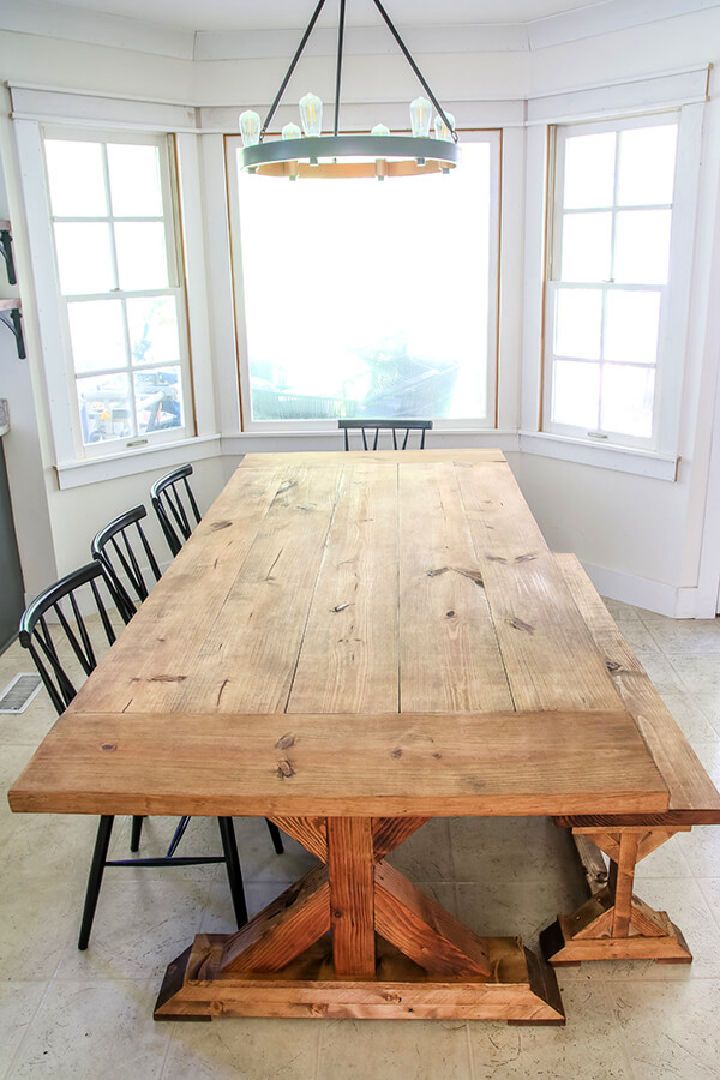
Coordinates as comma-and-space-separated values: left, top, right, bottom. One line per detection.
260, 0, 328, 139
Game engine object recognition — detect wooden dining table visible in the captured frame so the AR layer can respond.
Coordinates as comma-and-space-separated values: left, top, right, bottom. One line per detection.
9, 449, 720, 1023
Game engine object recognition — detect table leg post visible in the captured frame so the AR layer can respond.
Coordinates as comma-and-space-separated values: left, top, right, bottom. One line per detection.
327, 817, 376, 977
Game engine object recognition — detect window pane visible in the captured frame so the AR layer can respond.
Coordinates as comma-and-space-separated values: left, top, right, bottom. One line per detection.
614, 210, 671, 284
45, 140, 107, 217
114, 222, 169, 290
77, 372, 132, 444
554, 287, 602, 360
563, 131, 615, 210
238, 143, 494, 422
107, 143, 163, 217
601, 364, 655, 437
54, 222, 114, 294
134, 367, 183, 434
560, 212, 612, 282
127, 295, 180, 365
67, 299, 126, 373
617, 125, 677, 206
604, 290, 661, 365
552, 360, 600, 428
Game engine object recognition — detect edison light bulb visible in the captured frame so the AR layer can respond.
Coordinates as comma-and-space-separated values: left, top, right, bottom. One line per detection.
299, 93, 323, 137
409, 96, 432, 138
434, 111, 456, 141
371, 123, 390, 136
239, 110, 261, 147
282, 122, 301, 140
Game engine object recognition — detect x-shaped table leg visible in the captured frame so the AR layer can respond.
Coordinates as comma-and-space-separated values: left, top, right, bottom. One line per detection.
155, 816, 565, 1023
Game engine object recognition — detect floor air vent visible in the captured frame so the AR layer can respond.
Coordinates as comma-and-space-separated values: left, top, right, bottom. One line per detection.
0, 673, 42, 714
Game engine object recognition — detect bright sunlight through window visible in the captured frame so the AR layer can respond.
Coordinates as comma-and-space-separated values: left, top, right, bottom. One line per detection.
234, 139, 498, 426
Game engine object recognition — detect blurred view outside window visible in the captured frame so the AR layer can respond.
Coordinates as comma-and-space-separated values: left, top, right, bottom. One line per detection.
45, 135, 188, 448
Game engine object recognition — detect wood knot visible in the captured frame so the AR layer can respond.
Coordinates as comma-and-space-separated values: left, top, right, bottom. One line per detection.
606, 659, 621, 673
275, 733, 295, 750
276, 759, 295, 779
446, 610, 456, 619
101, 743, 117, 752
331, 602, 351, 613
209, 520, 232, 531
508, 617, 534, 634
390, 747, 403, 759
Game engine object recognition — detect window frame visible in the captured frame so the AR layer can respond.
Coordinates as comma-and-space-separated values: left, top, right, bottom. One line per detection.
225, 128, 502, 433
542, 111, 686, 452
41, 126, 194, 461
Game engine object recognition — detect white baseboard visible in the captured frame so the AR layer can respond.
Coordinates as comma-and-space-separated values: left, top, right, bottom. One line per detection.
581, 559, 715, 619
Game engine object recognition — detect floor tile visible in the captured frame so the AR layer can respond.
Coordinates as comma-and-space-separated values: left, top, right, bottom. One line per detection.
163, 1018, 320, 1080
456, 874, 587, 949
450, 817, 581, 883
318, 1020, 472, 1080
8, 980, 171, 1079
609, 979, 720, 1079
468, 983, 632, 1079
0, 982, 49, 1080
386, 818, 454, 882
53, 874, 211, 981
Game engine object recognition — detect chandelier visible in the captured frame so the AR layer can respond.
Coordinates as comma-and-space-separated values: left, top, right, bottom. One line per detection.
237, 0, 458, 180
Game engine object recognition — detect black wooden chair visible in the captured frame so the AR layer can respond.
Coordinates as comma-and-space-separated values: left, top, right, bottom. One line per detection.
91, 504, 161, 621
18, 562, 253, 948
150, 464, 201, 557
338, 419, 432, 451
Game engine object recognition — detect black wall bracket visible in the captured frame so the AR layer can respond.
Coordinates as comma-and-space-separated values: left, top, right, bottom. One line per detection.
0, 222, 17, 286
0, 303, 25, 360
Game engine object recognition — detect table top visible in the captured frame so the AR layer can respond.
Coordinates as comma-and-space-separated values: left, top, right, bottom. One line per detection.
9, 450, 680, 818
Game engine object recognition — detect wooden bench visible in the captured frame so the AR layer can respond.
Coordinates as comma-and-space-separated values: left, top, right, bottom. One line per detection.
541, 554, 720, 965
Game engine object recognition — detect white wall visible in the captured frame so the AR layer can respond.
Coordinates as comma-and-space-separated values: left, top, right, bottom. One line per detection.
1, 5, 720, 615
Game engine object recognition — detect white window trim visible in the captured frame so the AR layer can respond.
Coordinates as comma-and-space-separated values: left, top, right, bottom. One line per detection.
14, 120, 209, 467
224, 129, 502, 434
522, 101, 703, 473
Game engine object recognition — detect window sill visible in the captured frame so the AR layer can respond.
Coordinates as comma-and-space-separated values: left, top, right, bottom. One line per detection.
518, 431, 679, 481
54, 434, 223, 490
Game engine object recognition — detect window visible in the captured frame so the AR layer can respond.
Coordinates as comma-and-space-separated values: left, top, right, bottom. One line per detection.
227, 135, 500, 429
44, 131, 192, 455
544, 115, 679, 449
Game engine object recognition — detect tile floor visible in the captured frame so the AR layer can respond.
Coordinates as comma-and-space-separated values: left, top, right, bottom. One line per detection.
1, 599, 720, 1079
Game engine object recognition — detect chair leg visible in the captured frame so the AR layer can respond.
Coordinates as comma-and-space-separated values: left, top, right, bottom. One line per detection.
266, 818, 284, 855
166, 815, 191, 858
78, 815, 114, 950
217, 817, 248, 929
130, 815, 144, 853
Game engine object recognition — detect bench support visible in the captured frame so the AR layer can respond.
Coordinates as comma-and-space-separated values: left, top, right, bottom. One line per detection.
541, 826, 692, 965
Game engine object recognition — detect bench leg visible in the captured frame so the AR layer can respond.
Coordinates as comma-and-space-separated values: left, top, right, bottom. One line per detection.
541, 826, 692, 966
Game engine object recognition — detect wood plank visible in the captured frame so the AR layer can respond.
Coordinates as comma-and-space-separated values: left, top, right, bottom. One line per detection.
71, 464, 287, 714
240, 450, 507, 467
155, 935, 565, 1023
398, 463, 513, 713
611, 832, 638, 937
572, 834, 608, 896
457, 463, 622, 712
76, 464, 341, 716
270, 817, 327, 861
219, 867, 330, 973
372, 817, 429, 861
374, 863, 491, 977
287, 463, 399, 714
555, 553, 720, 820
8, 709, 669, 817
328, 818, 375, 976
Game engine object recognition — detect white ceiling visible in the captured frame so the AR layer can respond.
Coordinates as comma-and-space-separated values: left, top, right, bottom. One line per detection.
35, 0, 604, 32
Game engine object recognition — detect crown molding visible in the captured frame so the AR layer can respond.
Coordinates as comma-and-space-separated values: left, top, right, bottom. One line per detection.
1, 0, 719, 61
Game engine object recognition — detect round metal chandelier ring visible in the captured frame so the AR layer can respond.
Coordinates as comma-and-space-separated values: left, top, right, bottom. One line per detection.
238, 134, 458, 179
